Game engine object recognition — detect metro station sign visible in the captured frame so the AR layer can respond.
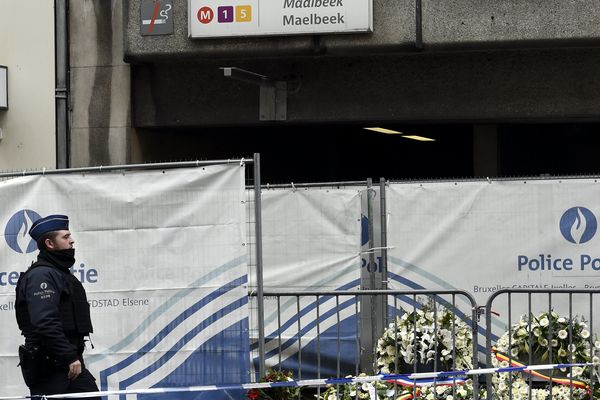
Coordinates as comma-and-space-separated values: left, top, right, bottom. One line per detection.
188, 0, 372, 38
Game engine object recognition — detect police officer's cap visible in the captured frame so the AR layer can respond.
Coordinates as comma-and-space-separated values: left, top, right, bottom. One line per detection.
29, 215, 70, 241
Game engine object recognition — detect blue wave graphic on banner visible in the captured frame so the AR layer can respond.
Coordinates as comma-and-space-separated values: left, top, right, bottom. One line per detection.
387, 259, 500, 353
138, 319, 250, 400
268, 315, 359, 379
100, 274, 249, 397
251, 280, 360, 379
251, 279, 360, 352
92, 256, 247, 364
118, 296, 248, 388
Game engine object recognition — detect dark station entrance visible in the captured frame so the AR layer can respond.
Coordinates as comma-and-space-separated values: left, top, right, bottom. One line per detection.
134, 123, 600, 183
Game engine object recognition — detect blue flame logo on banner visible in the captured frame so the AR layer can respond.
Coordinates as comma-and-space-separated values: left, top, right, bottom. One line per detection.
559, 207, 597, 244
361, 215, 369, 246
4, 210, 41, 253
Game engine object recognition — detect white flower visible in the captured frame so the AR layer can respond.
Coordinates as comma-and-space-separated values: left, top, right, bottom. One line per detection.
558, 348, 567, 357
558, 330, 568, 339
581, 329, 590, 339
539, 317, 549, 327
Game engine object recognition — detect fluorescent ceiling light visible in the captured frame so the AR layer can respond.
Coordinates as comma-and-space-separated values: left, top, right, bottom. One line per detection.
363, 127, 403, 134
402, 135, 436, 142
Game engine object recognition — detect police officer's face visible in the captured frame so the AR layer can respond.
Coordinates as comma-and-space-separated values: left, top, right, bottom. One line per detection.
46, 230, 74, 251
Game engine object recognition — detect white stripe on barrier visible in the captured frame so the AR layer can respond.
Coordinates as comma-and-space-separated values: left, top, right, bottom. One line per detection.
0, 362, 593, 400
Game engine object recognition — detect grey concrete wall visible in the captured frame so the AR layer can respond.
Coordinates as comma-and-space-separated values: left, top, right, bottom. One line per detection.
424, 0, 600, 49
132, 48, 600, 126
70, 0, 132, 167
124, 0, 600, 61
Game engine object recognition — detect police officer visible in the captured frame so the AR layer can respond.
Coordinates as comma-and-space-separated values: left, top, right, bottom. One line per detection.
15, 215, 100, 399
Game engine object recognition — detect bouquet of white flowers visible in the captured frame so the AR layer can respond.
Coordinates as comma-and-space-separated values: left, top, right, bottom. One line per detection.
491, 311, 600, 400
375, 303, 474, 374
319, 302, 479, 400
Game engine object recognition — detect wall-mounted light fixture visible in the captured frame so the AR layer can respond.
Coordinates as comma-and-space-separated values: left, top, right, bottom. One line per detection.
0, 66, 7, 110
220, 67, 287, 121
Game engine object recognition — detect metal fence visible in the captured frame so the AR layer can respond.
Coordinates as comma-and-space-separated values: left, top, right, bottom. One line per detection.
248, 287, 600, 399
251, 289, 480, 399
485, 289, 600, 400
5, 161, 600, 398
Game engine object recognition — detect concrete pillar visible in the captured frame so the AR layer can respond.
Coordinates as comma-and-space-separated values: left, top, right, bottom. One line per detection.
70, 0, 131, 167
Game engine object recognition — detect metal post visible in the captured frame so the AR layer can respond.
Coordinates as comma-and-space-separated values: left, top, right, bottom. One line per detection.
415, 0, 423, 49
485, 304, 493, 397
367, 178, 377, 371
55, 0, 69, 168
253, 153, 266, 377
379, 178, 388, 325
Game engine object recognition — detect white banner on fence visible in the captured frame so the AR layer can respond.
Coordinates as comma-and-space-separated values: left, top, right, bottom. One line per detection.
0, 165, 248, 399
248, 186, 362, 376
254, 187, 361, 290
387, 179, 600, 323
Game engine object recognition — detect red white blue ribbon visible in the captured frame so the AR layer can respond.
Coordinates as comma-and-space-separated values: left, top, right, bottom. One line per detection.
0, 362, 593, 400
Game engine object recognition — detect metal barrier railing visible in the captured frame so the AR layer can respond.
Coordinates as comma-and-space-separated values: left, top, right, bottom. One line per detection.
485, 289, 600, 400
251, 289, 480, 399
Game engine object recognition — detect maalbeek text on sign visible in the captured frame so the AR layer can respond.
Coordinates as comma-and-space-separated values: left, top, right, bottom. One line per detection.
284, 0, 344, 7
283, 13, 344, 25
283, 0, 345, 26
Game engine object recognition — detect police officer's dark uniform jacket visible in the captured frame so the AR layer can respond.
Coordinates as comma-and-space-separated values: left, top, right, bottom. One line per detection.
15, 214, 99, 399
15, 249, 93, 367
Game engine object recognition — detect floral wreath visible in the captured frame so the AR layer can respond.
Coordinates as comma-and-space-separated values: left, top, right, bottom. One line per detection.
375, 302, 474, 374
375, 301, 477, 399
319, 302, 478, 399
491, 311, 600, 400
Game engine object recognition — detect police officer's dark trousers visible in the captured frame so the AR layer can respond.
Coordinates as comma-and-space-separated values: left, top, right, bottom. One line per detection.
29, 362, 100, 400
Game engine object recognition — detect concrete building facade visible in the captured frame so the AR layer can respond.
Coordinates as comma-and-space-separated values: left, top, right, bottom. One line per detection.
3, 1, 600, 179
0, 1, 56, 171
